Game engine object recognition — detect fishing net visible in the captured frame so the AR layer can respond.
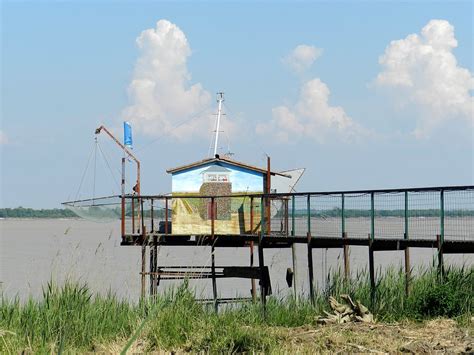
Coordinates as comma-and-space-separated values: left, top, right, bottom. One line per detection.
62, 195, 127, 223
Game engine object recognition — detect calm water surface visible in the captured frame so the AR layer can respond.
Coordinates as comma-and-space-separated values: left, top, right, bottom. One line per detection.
1, 219, 472, 302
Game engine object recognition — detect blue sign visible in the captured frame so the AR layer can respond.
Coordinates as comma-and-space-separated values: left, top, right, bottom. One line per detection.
123, 121, 133, 148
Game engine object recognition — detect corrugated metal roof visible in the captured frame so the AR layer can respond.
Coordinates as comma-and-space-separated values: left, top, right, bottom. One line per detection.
166, 156, 291, 178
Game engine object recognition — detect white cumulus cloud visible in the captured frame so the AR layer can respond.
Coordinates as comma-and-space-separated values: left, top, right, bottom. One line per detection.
0, 130, 8, 145
375, 19, 473, 138
123, 20, 216, 140
256, 78, 367, 143
283, 44, 323, 73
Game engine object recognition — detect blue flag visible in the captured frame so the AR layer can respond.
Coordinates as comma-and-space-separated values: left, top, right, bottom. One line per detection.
124, 121, 133, 148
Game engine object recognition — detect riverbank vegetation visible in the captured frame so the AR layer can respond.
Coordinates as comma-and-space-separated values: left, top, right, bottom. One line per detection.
0, 207, 78, 219
1, 266, 472, 353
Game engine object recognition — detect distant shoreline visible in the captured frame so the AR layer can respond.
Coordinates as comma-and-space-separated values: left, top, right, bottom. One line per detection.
0, 207, 79, 219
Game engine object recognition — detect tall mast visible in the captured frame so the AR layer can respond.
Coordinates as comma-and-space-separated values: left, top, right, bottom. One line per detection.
213, 92, 224, 156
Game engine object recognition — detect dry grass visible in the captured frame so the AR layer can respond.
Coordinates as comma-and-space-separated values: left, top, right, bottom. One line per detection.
274, 319, 473, 354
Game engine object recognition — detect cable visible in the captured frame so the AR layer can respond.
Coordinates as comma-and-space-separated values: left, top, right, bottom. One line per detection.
73, 140, 96, 203
97, 141, 121, 193
92, 138, 98, 203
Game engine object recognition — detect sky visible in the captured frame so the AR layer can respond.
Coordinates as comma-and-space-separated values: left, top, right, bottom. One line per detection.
1, 1, 473, 208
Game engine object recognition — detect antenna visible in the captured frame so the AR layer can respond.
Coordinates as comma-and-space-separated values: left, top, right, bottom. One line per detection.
213, 92, 224, 157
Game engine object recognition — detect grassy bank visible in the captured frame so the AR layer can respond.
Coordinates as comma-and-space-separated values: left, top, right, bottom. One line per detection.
1, 266, 472, 353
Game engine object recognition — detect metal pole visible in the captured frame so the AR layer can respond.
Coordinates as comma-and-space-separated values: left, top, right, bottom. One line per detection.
165, 197, 169, 235
141, 226, 147, 301
439, 189, 445, 276
250, 196, 254, 234
131, 196, 135, 234
404, 191, 411, 296
307, 231, 314, 306
307, 194, 314, 305
121, 157, 125, 240
440, 189, 445, 244
211, 197, 218, 312
342, 193, 350, 280
370, 192, 375, 242
213, 93, 224, 156
369, 192, 375, 305
249, 196, 256, 300
259, 196, 267, 311
150, 198, 154, 233
291, 195, 297, 302
266, 156, 271, 235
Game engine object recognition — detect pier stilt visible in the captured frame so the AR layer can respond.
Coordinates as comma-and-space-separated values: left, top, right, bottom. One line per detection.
250, 241, 257, 301
437, 234, 444, 277
291, 242, 298, 302
258, 234, 267, 312
368, 233, 375, 306
141, 227, 147, 301
404, 235, 411, 296
343, 232, 350, 280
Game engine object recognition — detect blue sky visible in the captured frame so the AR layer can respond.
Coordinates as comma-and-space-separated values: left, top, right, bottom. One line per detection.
1, 1, 473, 208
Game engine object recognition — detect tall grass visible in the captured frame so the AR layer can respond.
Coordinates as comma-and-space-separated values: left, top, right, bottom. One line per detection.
1, 266, 472, 353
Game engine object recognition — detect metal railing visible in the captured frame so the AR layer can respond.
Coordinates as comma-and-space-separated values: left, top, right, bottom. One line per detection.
119, 185, 474, 242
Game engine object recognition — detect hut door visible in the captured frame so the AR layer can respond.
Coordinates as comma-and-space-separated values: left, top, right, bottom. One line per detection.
207, 201, 217, 220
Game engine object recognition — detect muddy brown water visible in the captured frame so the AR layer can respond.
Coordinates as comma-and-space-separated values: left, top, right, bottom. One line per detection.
0, 218, 472, 302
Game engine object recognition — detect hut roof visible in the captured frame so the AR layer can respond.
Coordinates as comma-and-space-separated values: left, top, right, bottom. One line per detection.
166, 155, 290, 178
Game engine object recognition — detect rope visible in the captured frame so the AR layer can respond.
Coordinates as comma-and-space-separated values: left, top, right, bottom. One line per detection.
73, 140, 96, 203
92, 137, 98, 204
97, 140, 121, 194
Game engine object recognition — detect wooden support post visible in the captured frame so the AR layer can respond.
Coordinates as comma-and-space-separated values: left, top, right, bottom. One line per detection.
437, 234, 444, 277
149, 238, 154, 296
343, 232, 350, 280
152, 235, 158, 296
211, 197, 218, 312
250, 241, 257, 301
307, 232, 314, 305
368, 233, 375, 306
404, 191, 411, 296
258, 232, 266, 312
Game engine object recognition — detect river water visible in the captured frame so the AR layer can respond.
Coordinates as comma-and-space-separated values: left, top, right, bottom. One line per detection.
1, 219, 472, 302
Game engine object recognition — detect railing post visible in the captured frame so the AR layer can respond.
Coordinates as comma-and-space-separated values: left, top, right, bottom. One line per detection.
306, 194, 314, 305
291, 195, 297, 302
342, 193, 350, 280
440, 189, 445, 244
131, 196, 135, 234
150, 198, 154, 233
141, 225, 147, 301
259, 196, 267, 312
140, 197, 145, 236
165, 197, 169, 235
404, 191, 411, 296
211, 197, 218, 312
438, 189, 445, 276
369, 192, 375, 305
307, 194, 311, 233
121, 157, 125, 240
249, 196, 257, 301
250, 196, 254, 234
